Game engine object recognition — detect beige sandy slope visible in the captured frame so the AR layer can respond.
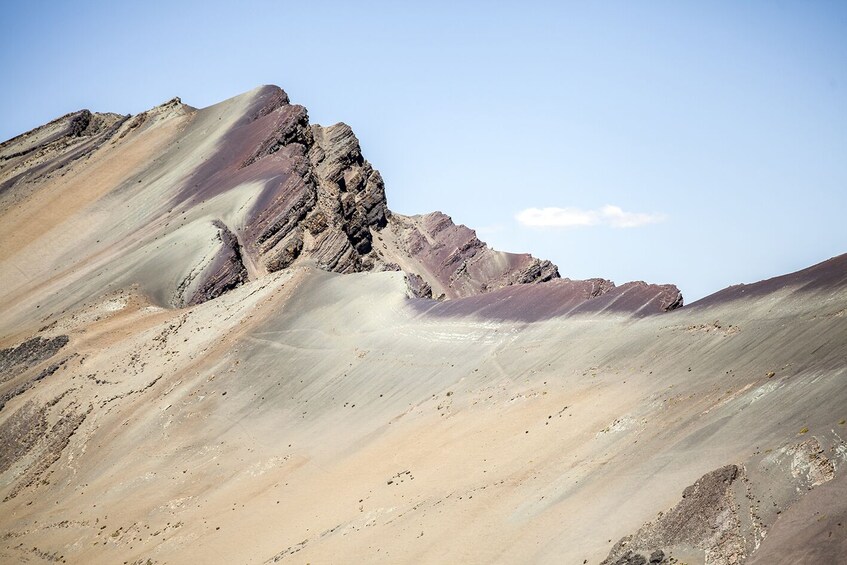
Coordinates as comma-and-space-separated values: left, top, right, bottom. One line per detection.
0, 88, 270, 342
0, 264, 844, 564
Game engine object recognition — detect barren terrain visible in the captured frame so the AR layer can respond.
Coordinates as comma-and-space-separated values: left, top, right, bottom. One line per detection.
1, 86, 845, 564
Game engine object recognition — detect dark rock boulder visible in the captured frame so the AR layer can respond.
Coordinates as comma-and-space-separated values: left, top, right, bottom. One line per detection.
602, 465, 743, 565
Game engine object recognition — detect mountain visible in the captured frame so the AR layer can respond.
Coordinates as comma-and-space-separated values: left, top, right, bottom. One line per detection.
0, 85, 677, 325
0, 86, 845, 565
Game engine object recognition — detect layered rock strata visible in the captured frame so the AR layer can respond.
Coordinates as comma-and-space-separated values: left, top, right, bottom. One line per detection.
0, 85, 682, 318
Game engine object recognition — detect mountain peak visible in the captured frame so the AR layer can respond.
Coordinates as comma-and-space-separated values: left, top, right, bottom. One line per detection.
0, 84, 681, 335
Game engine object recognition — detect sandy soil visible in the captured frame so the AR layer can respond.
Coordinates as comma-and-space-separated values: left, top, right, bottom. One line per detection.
0, 265, 844, 564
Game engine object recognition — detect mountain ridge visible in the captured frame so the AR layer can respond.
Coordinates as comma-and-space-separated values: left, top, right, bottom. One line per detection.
0, 84, 681, 326
0, 85, 845, 565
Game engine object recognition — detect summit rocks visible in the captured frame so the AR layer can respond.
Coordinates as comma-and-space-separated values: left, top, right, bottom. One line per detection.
0, 84, 681, 316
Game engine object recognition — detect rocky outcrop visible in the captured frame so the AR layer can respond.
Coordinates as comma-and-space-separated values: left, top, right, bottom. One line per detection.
0, 355, 73, 412
602, 465, 744, 565
308, 123, 388, 256
609, 549, 667, 565
165, 86, 557, 300
188, 86, 389, 280
0, 401, 47, 474
167, 86, 557, 302
376, 211, 559, 300
609, 281, 684, 314
0, 335, 69, 384
0, 84, 683, 318
0, 109, 128, 196
405, 272, 433, 299
659, 286, 684, 311
184, 221, 249, 307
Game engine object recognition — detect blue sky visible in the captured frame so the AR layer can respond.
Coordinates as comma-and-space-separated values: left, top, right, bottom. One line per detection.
2, 1, 845, 301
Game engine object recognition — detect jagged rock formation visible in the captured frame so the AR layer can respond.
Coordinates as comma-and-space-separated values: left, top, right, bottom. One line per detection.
0, 84, 681, 320
0, 335, 70, 412
404, 272, 433, 299
221, 89, 390, 276
375, 211, 560, 299
177, 86, 576, 301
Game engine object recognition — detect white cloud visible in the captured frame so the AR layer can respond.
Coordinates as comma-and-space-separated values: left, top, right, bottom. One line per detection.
598, 205, 667, 228
515, 205, 666, 229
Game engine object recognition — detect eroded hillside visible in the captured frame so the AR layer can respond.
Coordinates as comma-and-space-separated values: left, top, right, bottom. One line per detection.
0, 86, 845, 565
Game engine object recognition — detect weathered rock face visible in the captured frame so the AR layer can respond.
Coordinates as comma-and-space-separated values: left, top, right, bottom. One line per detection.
608, 549, 667, 565
179, 221, 249, 307
603, 465, 744, 565
374, 211, 561, 300
0, 336, 69, 384
175, 86, 390, 282
0, 335, 71, 413
404, 272, 433, 299
0, 84, 680, 319
302, 122, 389, 271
